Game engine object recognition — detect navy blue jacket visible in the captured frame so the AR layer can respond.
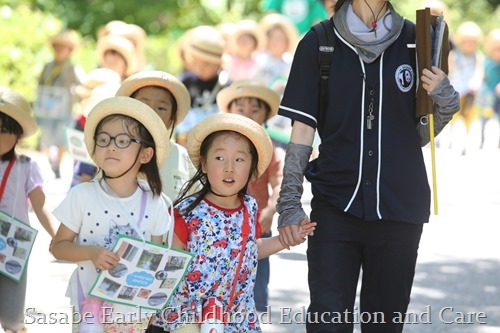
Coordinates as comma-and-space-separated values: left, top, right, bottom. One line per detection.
279, 21, 431, 224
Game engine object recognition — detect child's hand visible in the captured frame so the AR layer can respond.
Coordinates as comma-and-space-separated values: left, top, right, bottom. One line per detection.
299, 218, 316, 238
90, 246, 120, 271
421, 66, 446, 94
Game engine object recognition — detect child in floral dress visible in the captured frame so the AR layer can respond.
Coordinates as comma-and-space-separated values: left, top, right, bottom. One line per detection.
152, 113, 315, 333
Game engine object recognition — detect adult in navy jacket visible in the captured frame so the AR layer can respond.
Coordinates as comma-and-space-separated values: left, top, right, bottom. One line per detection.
276, 0, 460, 332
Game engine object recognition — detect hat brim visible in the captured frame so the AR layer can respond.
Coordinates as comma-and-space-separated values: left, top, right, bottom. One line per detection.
84, 96, 171, 168
187, 113, 273, 179
0, 87, 38, 138
216, 80, 280, 120
115, 71, 191, 126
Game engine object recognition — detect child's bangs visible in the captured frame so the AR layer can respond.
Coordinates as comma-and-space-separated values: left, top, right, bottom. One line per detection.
0, 112, 23, 136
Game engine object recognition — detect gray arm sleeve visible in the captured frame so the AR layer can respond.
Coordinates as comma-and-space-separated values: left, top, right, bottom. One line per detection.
276, 143, 313, 228
417, 76, 461, 146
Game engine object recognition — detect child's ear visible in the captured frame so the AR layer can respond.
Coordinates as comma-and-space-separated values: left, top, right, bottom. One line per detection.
140, 147, 154, 164
201, 158, 207, 174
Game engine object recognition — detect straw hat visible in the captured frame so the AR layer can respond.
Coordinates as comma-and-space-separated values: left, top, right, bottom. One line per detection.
76, 68, 122, 100
96, 35, 139, 76
84, 96, 171, 167
49, 29, 80, 50
216, 22, 237, 43
217, 80, 280, 120
187, 113, 273, 178
184, 26, 226, 65
454, 21, 483, 42
81, 83, 121, 117
115, 71, 191, 125
98, 20, 146, 51
230, 20, 265, 51
259, 13, 299, 53
98, 20, 147, 68
0, 86, 38, 138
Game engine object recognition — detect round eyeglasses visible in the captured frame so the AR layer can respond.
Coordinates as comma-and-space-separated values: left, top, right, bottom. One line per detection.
94, 132, 142, 149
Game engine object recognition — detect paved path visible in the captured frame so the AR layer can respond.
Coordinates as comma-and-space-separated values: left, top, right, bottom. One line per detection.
1, 147, 499, 333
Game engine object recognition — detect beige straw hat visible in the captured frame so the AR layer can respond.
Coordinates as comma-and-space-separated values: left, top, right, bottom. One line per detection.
230, 19, 265, 51
49, 29, 80, 50
259, 13, 299, 53
216, 80, 280, 120
98, 20, 147, 68
187, 113, 273, 178
115, 71, 191, 125
84, 96, 171, 167
184, 26, 226, 65
0, 86, 38, 138
76, 68, 122, 100
81, 83, 121, 118
96, 35, 139, 76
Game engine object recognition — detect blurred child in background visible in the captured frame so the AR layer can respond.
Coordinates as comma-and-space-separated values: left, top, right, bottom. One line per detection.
225, 20, 263, 81
175, 25, 230, 147
36, 29, 84, 178
256, 14, 299, 148
447, 21, 485, 153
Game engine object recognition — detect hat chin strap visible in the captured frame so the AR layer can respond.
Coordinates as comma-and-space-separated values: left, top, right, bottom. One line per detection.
209, 190, 236, 198
102, 146, 142, 180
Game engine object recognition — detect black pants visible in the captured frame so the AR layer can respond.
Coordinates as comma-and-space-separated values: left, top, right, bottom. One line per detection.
306, 196, 423, 333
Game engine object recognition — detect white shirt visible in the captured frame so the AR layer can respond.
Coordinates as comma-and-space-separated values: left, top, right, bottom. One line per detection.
53, 180, 170, 320
0, 155, 43, 224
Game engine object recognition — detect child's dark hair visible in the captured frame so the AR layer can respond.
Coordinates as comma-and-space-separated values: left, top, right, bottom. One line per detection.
94, 114, 162, 196
228, 97, 271, 121
131, 86, 178, 138
174, 130, 259, 214
0, 112, 23, 161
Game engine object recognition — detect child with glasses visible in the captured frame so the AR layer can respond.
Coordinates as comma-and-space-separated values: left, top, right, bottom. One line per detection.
51, 96, 172, 333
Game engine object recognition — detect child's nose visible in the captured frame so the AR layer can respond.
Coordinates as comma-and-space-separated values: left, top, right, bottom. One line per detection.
224, 161, 235, 172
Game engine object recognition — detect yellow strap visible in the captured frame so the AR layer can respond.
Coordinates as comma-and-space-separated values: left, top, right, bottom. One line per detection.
43, 63, 64, 85
429, 113, 438, 215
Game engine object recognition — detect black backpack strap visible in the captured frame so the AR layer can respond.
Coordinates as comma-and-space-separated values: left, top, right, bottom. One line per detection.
311, 18, 335, 137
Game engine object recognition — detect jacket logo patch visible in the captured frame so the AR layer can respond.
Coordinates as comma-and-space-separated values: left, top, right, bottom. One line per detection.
395, 64, 414, 92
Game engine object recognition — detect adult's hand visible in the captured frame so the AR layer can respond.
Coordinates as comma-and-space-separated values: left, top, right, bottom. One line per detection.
279, 217, 310, 248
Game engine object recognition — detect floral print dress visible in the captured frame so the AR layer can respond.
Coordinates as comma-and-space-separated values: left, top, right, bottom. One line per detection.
155, 195, 262, 333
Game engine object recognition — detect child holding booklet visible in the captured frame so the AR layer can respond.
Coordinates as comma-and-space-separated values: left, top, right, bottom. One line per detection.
0, 86, 58, 333
51, 96, 172, 333
152, 113, 315, 333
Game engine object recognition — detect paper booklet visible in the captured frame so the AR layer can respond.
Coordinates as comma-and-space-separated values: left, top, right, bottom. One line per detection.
431, 14, 446, 69
34, 85, 70, 119
0, 210, 38, 282
89, 235, 194, 311
64, 127, 96, 166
